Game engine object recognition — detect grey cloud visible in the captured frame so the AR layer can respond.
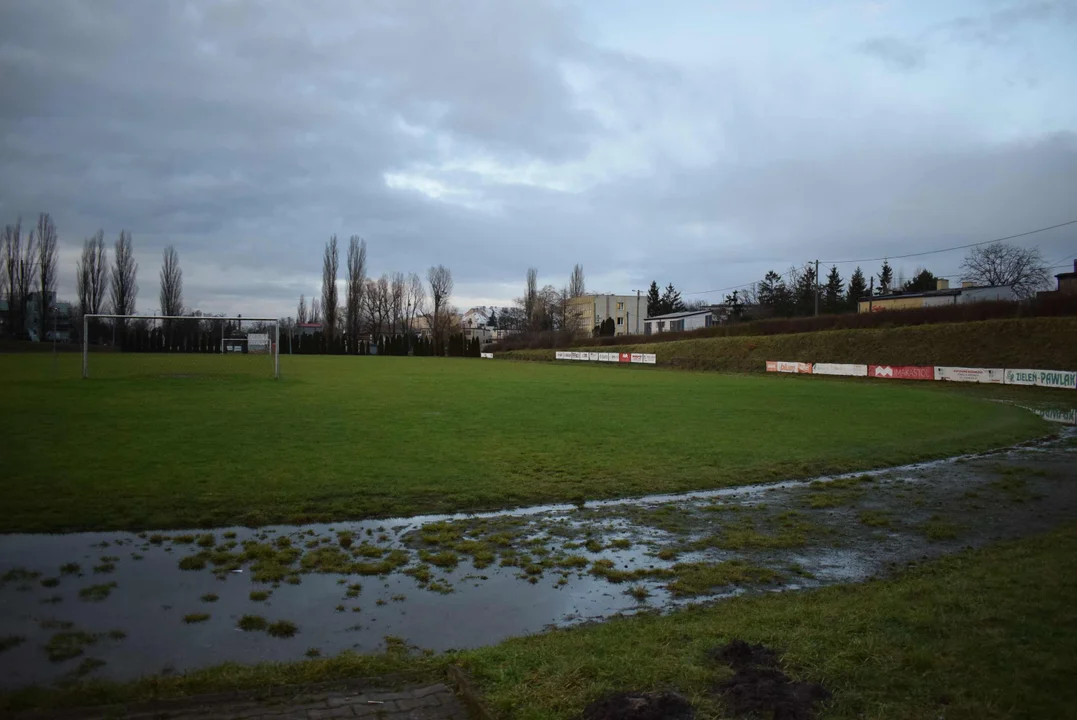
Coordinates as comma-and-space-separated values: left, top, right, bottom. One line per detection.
857, 37, 927, 70
1, 0, 1074, 316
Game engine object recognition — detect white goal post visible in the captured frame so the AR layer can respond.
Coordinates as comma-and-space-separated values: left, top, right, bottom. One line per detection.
82, 314, 280, 379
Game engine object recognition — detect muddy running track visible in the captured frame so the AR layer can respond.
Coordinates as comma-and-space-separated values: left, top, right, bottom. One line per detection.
1, 426, 1075, 690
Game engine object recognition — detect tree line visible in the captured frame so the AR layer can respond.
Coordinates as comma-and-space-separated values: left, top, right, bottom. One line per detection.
289, 234, 458, 355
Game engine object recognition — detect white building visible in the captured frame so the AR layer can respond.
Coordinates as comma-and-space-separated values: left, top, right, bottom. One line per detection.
643, 308, 717, 336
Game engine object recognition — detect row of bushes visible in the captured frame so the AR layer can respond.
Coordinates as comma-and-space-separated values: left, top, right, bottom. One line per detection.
490, 294, 1077, 352
499, 317, 1077, 374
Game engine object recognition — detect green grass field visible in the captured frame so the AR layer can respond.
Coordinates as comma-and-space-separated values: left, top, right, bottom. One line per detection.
0, 353, 1049, 533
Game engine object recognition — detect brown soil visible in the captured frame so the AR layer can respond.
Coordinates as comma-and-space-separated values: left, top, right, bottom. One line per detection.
711, 640, 829, 720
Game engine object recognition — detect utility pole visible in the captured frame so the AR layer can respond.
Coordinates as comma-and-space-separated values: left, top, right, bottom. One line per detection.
814, 259, 820, 317
868, 276, 874, 313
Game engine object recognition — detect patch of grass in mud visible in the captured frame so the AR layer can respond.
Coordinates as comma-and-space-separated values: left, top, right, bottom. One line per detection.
700, 515, 816, 551
237, 615, 268, 632
44, 632, 99, 663
921, 516, 962, 542
988, 474, 1039, 503
858, 510, 891, 528
0, 635, 26, 654
182, 614, 210, 624
266, 621, 298, 638
665, 561, 781, 597
77, 583, 117, 602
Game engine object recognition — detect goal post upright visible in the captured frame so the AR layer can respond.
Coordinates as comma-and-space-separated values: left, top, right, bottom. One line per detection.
82, 314, 281, 380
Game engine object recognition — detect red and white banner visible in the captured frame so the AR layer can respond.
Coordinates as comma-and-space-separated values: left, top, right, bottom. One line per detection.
619, 352, 630, 363
868, 365, 934, 381
934, 366, 1004, 384
812, 363, 868, 377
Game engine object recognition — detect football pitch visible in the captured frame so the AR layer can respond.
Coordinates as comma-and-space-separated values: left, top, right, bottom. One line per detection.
0, 353, 1047, 533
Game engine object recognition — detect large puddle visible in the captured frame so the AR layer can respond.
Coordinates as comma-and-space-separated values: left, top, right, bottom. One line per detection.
1, 426, 1075, 690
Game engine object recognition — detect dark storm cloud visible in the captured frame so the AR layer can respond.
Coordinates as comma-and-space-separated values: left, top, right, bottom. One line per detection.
0, 0, 1074, 313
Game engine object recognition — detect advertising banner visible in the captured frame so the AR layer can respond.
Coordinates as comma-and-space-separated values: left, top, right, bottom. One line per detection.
1004, 368, 1077, 389
589, 352, 600, 362
1003, 369, 1036, 386
480, 352, 493, 359
934, 366, 1004, 384
597, 352, 608, 362
775, 361, 812, 374
630, 353, 643, 363
1034, 369, 1077, 390
643, 354, 657, 365
619, 352, 630, 363
765, 361, 778, 372
812, 363, 868, 377
555, 351, 566, 360
868, 365, 933, 381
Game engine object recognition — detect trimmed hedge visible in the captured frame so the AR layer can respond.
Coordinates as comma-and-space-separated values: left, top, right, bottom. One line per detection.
499, 317, 1077, 373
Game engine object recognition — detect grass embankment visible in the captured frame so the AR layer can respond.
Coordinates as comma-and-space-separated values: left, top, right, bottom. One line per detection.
6, 526, 1076, 718
0, 354, 1046, 533
502, 317, 1077, 372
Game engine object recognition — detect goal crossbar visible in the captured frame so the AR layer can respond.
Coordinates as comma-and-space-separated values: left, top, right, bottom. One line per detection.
82, 314, 280, 379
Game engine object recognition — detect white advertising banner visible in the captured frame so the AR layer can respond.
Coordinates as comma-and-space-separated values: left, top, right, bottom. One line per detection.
480, 352, 494, 359
1004, 368, 1077, 389
934, 366, 1005, 384
630, 353, 644, 363
599, 352, 609, 362
589, 352, 600, 362
812, 363, 867, 377
555, 351, 566, 360
643, 353, 657, 365
606, 353, 618, 362
1003, 369, 1036, 386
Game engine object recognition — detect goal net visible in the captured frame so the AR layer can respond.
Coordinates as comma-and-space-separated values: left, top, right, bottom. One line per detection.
82, 314, 280, 379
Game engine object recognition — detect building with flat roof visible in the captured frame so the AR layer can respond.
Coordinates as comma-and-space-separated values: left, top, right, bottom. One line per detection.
643, 308, 718, 335
566, 294, 644, 337
857, 279, 1015, 313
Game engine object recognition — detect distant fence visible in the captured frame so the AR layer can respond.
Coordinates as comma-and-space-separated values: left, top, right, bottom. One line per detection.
766, 360, 1076, 389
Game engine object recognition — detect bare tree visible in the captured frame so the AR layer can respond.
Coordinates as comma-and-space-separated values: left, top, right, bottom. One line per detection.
76, 231, 109, 343
310, 298, 322, 324
345, 236, 366, 346
159, 245, 184, 316
321, 236, 339, 344
33, 212, 58, 339
110, 231, 138, 337
390, 272, 405, 334
3, 219, 32, 335
363, 275, 391, 339
403, 272, 426, 335
569, 263, 586, 298
297, 294, 308, 325
427, 264, 453, 354
524, 267, 538, 331
961, 241, 1051, 299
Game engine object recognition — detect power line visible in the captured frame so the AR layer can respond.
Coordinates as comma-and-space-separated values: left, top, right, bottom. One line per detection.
681, 220, 1074, 298
684, 263, 812, 297
819, 219, 1077, 265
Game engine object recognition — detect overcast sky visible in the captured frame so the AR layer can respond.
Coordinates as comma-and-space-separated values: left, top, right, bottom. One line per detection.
2, 0, 1075, 317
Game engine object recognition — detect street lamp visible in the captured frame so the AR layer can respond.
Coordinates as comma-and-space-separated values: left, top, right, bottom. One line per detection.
631, 289, 645, 335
